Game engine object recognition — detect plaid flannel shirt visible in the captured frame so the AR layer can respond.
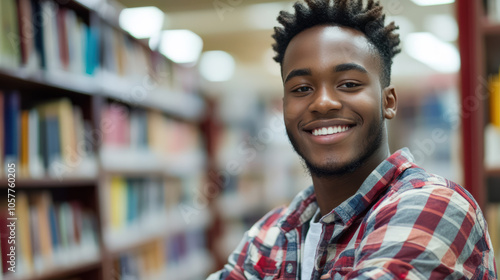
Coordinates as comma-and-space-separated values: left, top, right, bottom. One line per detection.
207, 148, 497, 279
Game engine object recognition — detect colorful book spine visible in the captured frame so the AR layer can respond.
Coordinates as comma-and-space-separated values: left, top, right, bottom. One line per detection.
20, 110, 29, 177
3, 91, 20, 170
108, 176, 168, 230
10, 192, 100, 275
491, 71, 500, 128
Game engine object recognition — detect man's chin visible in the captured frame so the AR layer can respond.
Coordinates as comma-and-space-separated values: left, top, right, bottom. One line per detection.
302, 158, 362, 178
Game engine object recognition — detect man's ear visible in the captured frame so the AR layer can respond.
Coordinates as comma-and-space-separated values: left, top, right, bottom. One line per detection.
383, 86, 397, 119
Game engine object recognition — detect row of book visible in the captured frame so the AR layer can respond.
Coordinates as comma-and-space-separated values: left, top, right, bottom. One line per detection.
0, 191, 100, 277
101, 102, 202, 156
107, 176, 170, 231
113, 229, 210, 280
0, 0, 189, 95
0, 91, 96, 178
0, 90, 205, 178
0, 0, 152, 78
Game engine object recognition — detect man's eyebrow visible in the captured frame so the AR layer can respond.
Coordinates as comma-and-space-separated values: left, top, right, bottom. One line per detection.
284, 68, 312, 83
334, 63, 368, 74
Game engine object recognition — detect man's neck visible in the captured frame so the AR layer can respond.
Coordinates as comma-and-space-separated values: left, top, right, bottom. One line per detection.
312, 146, 391, 217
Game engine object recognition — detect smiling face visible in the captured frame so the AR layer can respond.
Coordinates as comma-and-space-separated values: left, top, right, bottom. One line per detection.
282, 25, 397, 177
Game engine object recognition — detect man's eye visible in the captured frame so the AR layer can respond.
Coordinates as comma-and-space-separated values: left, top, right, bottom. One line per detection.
340, 82, 360, 88
293, 86, 312, 92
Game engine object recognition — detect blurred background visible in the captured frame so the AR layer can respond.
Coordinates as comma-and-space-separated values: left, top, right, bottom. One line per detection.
0, 0, 499, 279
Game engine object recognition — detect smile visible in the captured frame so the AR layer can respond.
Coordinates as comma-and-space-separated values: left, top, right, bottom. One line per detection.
312, 125, 351, 136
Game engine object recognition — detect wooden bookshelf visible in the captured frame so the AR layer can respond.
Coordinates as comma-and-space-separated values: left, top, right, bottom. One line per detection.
0, 0, 213, 279
0, 177, 98, 188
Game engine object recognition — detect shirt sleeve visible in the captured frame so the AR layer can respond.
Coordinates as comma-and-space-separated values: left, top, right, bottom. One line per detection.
206, 206, 287, 280
342, 185, 497, 280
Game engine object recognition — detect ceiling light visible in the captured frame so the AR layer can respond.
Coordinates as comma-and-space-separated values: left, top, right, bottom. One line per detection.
159, 30, 203, 64
199, 51, 235, 82
411, 0, 454, 6
405, 32, 460, 73
119, 7, 165, 39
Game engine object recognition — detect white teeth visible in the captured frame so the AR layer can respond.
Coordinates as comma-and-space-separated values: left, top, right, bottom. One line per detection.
312, 125, 350, 136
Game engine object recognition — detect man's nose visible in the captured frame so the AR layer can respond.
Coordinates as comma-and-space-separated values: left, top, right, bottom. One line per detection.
308, 86, 342, 114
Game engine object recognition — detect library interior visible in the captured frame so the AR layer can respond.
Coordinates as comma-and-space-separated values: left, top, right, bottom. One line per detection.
0, 0, 499, 279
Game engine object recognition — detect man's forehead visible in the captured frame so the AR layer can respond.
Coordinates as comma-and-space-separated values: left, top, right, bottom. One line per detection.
282, 25, 381, 76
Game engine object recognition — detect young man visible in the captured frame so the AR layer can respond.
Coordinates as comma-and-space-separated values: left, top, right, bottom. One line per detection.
208, 0, 497, 279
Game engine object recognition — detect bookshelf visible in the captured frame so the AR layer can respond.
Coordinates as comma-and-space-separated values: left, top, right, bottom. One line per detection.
0, 0, 213, 279
457, 0, 500, 271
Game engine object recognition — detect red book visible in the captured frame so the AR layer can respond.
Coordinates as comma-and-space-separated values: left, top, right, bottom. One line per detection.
57, 9, 70, 70
17, 0, 34, 65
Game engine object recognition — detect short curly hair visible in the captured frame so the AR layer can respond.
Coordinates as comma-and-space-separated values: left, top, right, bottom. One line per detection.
272, 0, 401, 87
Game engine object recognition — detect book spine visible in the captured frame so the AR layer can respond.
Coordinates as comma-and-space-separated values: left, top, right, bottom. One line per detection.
3, 91, 20, 171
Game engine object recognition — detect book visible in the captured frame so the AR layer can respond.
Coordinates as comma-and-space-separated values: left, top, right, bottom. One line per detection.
31, 0, 46, 70
17, 0, 35, 67
44, 115, 61, 173
0, 0, 20, 68
110, 176, 127, 230
20, 110, 29, 177
57, 8, 70, 71
3, 91, 20, 171
491, 71, 500, 128
17, 192, 33, 274
41, 1, 60, 72
102, 103, 130, 147
37, 98, 86, 177
28, 108, 44, 177
12, 192, 100, 274
32, 192, 54, 265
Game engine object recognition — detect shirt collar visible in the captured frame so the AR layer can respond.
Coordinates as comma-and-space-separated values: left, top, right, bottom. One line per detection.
277, 148, 416, 232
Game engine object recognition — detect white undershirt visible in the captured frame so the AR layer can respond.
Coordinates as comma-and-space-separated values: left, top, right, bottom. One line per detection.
301, 208, 323, 280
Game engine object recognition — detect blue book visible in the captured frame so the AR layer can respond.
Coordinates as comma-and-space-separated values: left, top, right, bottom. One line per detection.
48, 205, 59, 250
85, 24, 100, 76
30, 0, 45, 69
3, 91, 20, 168
126, 179, 137, 224
45, 116, 60, 169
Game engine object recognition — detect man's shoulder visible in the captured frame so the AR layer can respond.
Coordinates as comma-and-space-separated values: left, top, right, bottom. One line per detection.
389, 166, 479, 210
